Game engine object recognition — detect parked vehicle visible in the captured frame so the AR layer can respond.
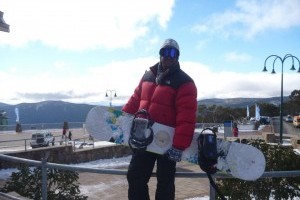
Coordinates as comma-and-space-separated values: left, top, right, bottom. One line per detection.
260, 116, 270, 125
285, 115, 293, 122
30, 131, 55, 148
293, 116, 300, 128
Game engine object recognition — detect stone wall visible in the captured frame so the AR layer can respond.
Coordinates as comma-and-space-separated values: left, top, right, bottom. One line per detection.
0, 144, 132, 169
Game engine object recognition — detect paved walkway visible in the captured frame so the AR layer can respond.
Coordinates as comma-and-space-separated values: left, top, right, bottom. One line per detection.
0, 161, 209, 200
77, 161, 210, 200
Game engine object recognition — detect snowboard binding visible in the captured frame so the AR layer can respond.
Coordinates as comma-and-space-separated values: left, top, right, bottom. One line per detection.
197, 127, 218, 174
129, 109, 154, 152
197, 127, 226, 200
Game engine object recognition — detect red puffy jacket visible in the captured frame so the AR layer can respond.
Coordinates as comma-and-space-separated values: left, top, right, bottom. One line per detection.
122, 62, 197, 150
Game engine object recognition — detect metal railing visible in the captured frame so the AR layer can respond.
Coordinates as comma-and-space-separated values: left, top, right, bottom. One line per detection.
1, 122, 222, 133
0, 154, 300, 200
0, 135, 94, 153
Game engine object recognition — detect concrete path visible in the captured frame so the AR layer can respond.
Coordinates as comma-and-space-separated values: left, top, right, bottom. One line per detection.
77, 161, 210, 200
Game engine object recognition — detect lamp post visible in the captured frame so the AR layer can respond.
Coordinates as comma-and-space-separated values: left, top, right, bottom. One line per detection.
105, 90, 117, 107
262, 54, 300, 144
0, 11, 10, 32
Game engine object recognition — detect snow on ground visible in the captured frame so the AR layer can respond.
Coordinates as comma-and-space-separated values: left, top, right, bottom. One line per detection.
0, 168, 19, 180
73, 140, 117, 149
294, 149, 300, 155
70, 155, 131, 168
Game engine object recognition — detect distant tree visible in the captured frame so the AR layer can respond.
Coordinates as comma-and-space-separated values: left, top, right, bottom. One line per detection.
287, 89, 300, 115
213, 106, 240, 123
289, 89, 300, 104
197, 105, 208, 122
197, 105, 245, 123
198, 91, 300, 123
258, 103, 279, 117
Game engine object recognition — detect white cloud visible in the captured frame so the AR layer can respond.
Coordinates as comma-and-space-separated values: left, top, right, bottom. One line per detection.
0, 57, 157, 104
1, 58, 299, 105
182, 62, 299, 100
0, 0, 175, 50
192, 0, 300, 39
194, 39, 209, 52
224, 52, 252, 62
54, 61, 68, 69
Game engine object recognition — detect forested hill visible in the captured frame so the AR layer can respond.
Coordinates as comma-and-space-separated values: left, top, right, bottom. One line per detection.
0, 101, 94, 125
0, 97, 288, 125
197, 97, 289, 108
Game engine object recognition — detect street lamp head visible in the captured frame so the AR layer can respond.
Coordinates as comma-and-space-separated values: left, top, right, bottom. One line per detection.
0, 11, 10, 33
271, 68, 276, 74
262, 66, 268, 72
290, 64, 296, 71
298, 67, 300, 73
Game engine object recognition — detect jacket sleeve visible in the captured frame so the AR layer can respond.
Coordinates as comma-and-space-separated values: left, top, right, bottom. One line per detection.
172, 82, 197, 150
122, 80, 142, 115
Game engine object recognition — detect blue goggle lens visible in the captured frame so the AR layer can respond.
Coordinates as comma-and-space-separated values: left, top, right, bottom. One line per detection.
159, 47, 178, 58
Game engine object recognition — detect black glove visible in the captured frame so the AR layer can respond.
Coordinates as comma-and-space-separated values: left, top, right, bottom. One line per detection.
166, 147, 183, 162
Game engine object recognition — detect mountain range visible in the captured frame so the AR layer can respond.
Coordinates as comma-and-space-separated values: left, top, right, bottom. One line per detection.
0, 96, 288, 125
197, 96, 288, 108
0, 101, 94, 125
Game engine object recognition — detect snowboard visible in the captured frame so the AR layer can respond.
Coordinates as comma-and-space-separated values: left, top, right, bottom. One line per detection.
85, 106, 266, 181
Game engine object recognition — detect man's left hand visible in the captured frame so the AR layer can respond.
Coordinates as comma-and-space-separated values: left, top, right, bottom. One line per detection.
166, 147, 183, 162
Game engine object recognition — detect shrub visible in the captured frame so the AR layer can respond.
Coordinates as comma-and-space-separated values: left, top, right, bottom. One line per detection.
217, 139, 300, 200
1, 165, 88, 200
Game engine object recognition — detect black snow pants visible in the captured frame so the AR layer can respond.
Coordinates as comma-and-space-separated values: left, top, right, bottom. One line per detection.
127, 150, 176, 200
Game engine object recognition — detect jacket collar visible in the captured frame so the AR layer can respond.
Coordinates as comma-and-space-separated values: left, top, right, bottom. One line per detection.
150, 62, 180, 76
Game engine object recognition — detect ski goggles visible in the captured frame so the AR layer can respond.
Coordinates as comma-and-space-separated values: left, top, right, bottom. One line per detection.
159, 47, 179, 58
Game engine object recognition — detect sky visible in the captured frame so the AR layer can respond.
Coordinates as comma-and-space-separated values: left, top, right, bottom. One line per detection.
0, 0, 300, 106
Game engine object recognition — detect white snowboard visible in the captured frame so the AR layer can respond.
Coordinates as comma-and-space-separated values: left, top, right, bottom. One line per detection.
85, 106, 266, 181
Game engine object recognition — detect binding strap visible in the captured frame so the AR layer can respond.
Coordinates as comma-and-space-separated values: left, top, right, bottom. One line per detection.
128, 109, 154, 151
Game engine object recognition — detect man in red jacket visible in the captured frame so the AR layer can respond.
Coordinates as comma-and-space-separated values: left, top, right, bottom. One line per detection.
123, 38, 197, 200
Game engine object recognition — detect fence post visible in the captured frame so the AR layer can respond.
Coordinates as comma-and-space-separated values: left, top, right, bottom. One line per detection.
209, 178, 216, 200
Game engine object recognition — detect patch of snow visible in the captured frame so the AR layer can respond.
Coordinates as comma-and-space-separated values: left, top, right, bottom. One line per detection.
294, 149, 300, 155
185, 197, 209, 200
70, 156, 131, 169
0, 168, 19, 180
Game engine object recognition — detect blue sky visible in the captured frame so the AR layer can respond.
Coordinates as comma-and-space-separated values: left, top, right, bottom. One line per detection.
0, 0, 300, 106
